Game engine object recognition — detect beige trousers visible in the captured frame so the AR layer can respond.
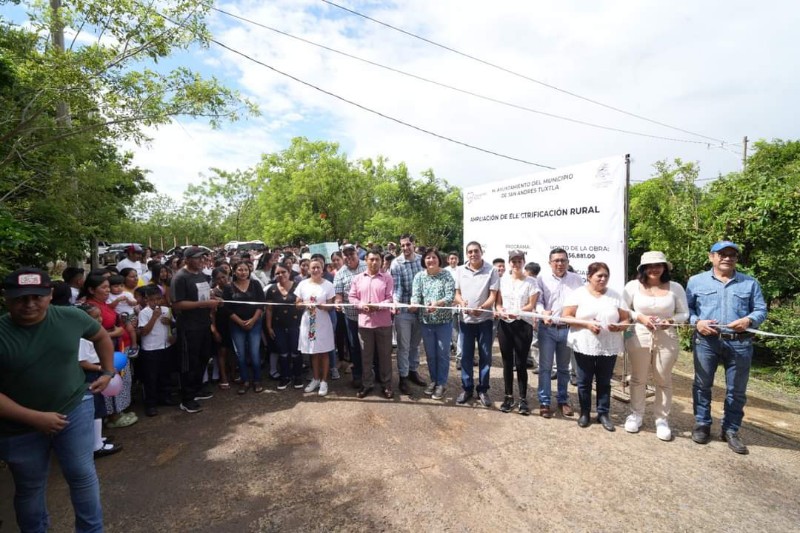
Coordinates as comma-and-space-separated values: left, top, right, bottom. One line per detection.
625, 326, 679, 420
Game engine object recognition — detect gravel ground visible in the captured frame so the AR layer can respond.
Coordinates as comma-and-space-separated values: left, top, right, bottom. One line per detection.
2, 349, 799, 532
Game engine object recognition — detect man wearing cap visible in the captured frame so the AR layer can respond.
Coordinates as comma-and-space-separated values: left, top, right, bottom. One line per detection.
686, 241, 767, 454
117, 244, 147, 279
390, 233, 427, 394
170, 246, 222, 414
333, 244, 367, 388
535, 247, 583, 418
0, 268, 115, 531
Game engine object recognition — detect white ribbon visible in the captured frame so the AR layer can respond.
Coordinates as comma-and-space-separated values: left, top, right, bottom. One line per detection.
218, 299, 798, 338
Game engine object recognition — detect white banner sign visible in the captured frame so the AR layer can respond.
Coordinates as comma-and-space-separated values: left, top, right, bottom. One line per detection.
462, 155, 628, 291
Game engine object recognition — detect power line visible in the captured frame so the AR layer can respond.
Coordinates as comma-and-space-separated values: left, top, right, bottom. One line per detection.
209, 5, 712, 146
319, 0, 728, 145
152, 8, 555, 169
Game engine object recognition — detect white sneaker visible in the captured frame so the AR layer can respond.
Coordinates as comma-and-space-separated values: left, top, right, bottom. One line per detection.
304, 379, 320, 393
655, 418, 672, 441
624, 413, 642, 433
318, 381, 329, 397
330, 368, 341, 380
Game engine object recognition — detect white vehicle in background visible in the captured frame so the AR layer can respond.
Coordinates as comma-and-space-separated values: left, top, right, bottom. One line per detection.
224, 240, 267, 255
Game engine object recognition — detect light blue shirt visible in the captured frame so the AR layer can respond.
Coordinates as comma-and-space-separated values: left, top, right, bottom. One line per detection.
686, 269, 767, 332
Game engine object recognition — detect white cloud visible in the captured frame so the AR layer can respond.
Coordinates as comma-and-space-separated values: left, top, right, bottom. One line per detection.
130, 0, 800, 197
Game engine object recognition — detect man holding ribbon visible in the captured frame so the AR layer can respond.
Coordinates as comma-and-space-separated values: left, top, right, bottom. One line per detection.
687, 240, 767, 454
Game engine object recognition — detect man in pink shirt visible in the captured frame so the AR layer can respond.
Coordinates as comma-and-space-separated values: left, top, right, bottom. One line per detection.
349, 249, 395, 399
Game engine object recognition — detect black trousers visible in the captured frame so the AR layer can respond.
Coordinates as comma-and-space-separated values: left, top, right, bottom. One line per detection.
574, 352, 617, 415
497, 320, 533, 398
178, 327, 213, 403
139, 346, 175, 408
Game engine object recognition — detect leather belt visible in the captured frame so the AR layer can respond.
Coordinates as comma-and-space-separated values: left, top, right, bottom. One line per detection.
546, 323, 570, 329
718, 332, 753, 341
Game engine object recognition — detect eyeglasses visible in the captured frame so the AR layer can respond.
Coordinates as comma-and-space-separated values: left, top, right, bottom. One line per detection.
550, 258, 568, 264
716, 251, 739, 259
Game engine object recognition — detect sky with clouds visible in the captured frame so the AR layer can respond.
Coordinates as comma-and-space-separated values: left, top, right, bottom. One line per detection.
8, 1, 799, 198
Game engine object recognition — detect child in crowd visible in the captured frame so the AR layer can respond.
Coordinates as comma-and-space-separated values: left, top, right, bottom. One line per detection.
137, 286, 175, 417
107, 273, 140, 357
77, 305, 123, 458
62, 266, 85, 304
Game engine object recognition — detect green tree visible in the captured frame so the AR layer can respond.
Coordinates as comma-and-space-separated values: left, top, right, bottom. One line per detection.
0, 2, 255, 271
703, 139, 800, 300
628, 159, 708, 283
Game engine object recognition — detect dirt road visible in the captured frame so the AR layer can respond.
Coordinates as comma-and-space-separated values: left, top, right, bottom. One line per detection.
2, 350, 799, 532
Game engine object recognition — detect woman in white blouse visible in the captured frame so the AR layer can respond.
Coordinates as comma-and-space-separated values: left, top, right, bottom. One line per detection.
622, 251, 689, 441
495, 250, 540, 415
562, 262, 630, 431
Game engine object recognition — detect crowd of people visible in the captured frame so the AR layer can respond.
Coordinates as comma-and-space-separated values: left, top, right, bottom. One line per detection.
0, 237, 767, 530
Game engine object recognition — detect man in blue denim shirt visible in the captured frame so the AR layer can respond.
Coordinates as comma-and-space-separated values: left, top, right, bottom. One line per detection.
686, 241, 767, 454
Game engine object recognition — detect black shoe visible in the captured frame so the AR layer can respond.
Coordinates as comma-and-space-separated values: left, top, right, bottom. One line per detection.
518, 399, 530, 416
94, 442, 123, 458
180, 400, 203, 414
499, 396, 514, 413
526, 357, 534, 369
158, 397, 179, 406
399, 377, 411, 395
692, 424, 711, 444
578, 412, 591, 428
550, 371, 557, 380
407, 371, 427, 387
597, 414, 615, 432
277, 378, 291, 390
722, 430, 749, 455
478, 392, 492, 408
292, 376, 305, 389
356, 386, 374, 399
456, 390, 473, 404
194, 389, 214, 401
145, 407, 158, 417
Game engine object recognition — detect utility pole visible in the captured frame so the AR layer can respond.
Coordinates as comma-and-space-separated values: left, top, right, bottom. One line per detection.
51, 0, 85, 267
742, 135, 749, 171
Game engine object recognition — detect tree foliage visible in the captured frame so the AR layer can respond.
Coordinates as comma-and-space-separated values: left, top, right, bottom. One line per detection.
0, 1, 255, 273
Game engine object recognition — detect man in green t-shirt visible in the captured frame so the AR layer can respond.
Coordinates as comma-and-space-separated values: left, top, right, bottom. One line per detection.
0, 267, 115, 532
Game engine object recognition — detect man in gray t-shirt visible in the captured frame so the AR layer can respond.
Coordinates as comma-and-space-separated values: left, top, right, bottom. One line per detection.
453, 241, 499, 407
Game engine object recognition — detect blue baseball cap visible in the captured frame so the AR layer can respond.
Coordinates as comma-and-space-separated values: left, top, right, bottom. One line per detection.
710, 241, 740, 253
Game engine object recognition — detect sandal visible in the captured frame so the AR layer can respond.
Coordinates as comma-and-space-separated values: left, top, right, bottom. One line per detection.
237, 382, 250, 395
253, 382, 264, 394
218, 382, 230, 390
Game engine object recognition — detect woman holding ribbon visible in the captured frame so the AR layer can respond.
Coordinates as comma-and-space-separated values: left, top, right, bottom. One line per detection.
562, 262, 630, 430
296, 258, 336, 396
495, 249, 540, 415
410, 247, 455, 401
223, 260, 265, 394
622, 251, 689, 440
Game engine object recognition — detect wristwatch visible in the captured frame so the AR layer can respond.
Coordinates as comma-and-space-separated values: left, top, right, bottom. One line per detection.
101, 369, 116, 378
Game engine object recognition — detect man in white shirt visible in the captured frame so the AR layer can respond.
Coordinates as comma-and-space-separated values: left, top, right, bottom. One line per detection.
536, 248, 583, 418
116, 244, 147, 279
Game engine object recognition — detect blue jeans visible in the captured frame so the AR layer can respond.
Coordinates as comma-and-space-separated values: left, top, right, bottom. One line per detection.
345, 318, 363, 380
421, 322, 453, 386
459, 320, 493, 393
395, 311, 422, 377
693, 334, 752, 432
537, 324, 572, 405
0, 398, 103, 532
231, 322, 262, 383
